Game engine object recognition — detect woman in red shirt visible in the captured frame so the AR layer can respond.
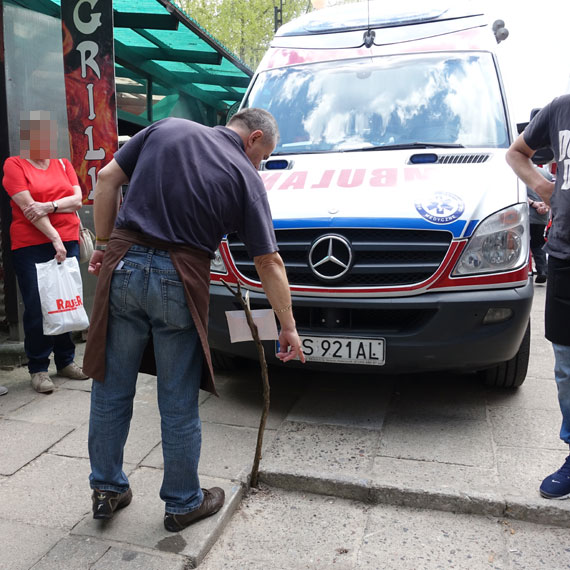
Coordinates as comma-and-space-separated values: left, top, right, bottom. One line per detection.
3, 112, 89, 393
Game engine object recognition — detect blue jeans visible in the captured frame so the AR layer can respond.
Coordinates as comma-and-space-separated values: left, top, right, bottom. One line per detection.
11, 242, 79, 373
553, 343, 570, 445
88, 245, 204, 514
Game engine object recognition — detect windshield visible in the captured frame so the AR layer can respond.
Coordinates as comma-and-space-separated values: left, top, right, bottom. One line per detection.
244, 52, 509, 154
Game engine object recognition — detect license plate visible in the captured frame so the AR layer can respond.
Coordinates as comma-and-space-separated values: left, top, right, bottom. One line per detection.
297, 336, 385, 365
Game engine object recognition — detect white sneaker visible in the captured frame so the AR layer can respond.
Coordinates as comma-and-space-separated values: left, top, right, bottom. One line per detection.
0, 385, 7, 396
57, 362, 89, 380
31, 372, 54, 393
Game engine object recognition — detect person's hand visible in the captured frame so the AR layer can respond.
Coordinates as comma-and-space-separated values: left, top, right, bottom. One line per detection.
52, 236, 67, 263
23, 201, 51, 223
535, 201, 549, 215
276, 328, 306, 363
88, 249, 105, 276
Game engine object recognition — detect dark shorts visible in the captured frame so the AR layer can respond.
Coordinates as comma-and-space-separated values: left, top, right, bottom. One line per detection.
546, 255, 570, 346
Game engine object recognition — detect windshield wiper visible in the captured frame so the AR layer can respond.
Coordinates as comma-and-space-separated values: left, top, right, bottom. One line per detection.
345, 142, 465, 152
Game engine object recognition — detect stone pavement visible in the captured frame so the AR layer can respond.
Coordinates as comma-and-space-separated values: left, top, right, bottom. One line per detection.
1, 284, 569, 569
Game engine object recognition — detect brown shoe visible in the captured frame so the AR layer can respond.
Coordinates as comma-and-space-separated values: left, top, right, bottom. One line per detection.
92, 488, 132, 520
163, 487, 225, 532
57, 362, 89, 380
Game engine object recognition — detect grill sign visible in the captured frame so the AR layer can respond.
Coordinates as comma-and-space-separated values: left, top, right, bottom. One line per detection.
61, 0, 118, 203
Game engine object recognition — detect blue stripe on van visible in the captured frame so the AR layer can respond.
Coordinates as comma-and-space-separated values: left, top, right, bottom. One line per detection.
273, 217, 467, 238
463, 219, 479, 238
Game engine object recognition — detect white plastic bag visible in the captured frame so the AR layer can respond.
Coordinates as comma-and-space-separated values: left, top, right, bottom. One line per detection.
36, 257, 89, 335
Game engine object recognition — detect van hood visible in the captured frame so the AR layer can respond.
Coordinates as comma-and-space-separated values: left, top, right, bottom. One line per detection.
260, 149, 520, 239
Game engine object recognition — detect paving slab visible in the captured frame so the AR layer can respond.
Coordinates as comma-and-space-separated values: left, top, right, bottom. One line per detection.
357, 502, 509, 570
486, 376, 560, 410
389, 373, 488, 421
286, 381, 392, 429
73, 467, 243, 567
0, 379, 38, 415
496, 446, 568, 498
92, 546, 188, 570
30, 536, 110, 570
199, 386, 298, 430
0, 418, 72, 475
262, 421, 380, 480
0, 519, 65, 570
200, 487, 369, 570
371, 455, 502, 506
7, 387, 91, 427
489, 407, 567, 450
504, 518, 570, 568
0, 453, 91, 529
378, 415, 495, 468
141, 421, 277, 484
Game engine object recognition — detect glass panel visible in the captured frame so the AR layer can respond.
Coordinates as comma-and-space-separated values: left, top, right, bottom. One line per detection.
245, 52, 509, 154
3, 3, 70, 157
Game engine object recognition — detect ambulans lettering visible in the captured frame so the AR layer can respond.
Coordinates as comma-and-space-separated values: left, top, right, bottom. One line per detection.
261, 167, 428, 191
311, 170, 335, 188
338, 169, 365, 187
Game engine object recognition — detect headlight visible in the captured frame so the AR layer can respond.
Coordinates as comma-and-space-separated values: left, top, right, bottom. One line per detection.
452, 203, 529, 276
210, 248, 227, 274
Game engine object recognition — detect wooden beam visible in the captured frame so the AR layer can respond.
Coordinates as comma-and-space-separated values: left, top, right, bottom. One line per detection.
173, 72, 250, 88
116, 82, 172, 96
117, 109, 151, 127
113, 12, 179, 31
114, 42, 230, 111
130, 46, 221, 65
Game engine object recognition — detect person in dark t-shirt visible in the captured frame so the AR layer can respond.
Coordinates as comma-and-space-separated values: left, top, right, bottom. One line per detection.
85, 109, 305, 531
507, 94, 570, 500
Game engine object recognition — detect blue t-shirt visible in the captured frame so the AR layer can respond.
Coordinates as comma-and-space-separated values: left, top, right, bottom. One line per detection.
114, 118, 277, 258
524, 94, 570, 260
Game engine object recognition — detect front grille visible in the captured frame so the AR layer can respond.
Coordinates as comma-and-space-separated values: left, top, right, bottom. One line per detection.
226, 228, 452, 287
249, 302, 436, 333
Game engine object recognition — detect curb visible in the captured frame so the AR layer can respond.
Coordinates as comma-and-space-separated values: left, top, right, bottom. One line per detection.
259, 469, 570, 528
0, 341, 26, 368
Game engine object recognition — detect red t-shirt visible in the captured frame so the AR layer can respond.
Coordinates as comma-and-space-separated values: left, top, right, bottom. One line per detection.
3, 157, 81, 250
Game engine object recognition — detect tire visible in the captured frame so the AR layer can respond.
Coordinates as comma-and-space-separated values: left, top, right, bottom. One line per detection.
210, 349, 240, 371
479, 321, 530, 388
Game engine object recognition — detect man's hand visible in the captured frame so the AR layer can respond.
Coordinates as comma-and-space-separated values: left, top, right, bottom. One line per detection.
88, 250, 105, 276
534, 201, 549, 215
276, 328, 306, 363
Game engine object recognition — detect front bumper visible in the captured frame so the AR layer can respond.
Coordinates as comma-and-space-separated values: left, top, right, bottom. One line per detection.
208, 278, 534, 374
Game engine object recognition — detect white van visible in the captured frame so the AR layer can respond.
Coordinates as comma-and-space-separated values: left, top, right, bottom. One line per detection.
208, 2, 533, 387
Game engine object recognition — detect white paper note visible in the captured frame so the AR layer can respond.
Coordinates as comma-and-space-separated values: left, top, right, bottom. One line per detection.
225, 309, 279, 343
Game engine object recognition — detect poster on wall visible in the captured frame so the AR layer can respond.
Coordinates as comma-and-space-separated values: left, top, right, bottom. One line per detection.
61, 0, 118, 203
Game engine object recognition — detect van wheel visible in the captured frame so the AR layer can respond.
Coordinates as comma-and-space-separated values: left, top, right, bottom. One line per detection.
210, 349, 239, 371
478, 321, 530, 388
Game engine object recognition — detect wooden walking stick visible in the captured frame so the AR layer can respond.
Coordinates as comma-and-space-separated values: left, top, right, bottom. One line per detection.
221, 279, 270, 489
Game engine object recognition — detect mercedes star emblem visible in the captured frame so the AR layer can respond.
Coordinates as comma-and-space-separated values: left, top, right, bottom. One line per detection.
308, 234, 353, 281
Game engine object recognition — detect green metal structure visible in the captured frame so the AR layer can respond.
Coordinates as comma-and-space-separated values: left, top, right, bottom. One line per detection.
9, 0, 252, 127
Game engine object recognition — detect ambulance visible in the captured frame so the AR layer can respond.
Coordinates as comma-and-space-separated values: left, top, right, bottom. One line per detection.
207, 1, 533, 387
